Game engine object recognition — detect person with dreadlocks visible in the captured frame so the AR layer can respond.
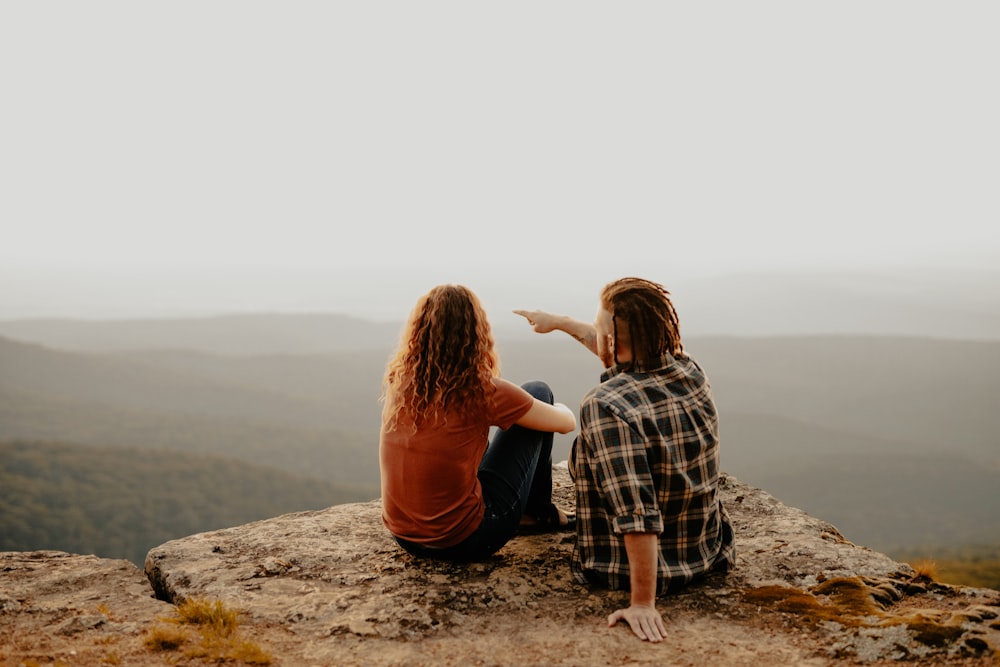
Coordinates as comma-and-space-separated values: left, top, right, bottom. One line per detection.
380, 284, 576, 563
514, 277, 735, 642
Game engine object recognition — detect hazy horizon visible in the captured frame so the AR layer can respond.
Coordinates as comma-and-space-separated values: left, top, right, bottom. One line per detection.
3, 3, 997, 335
2, 264, 999, 343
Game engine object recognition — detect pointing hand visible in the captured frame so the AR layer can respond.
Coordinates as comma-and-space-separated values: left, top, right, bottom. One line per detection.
512, 309, 559, 334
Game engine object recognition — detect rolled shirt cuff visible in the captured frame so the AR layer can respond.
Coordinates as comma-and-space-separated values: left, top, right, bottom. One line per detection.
612, 512, 663, 535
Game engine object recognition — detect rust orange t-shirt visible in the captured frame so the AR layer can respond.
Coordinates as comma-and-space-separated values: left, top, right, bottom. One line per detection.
379, 378, 534, 547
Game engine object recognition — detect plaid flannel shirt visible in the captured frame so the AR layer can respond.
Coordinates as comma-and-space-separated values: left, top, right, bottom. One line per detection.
570, 352, 735, 593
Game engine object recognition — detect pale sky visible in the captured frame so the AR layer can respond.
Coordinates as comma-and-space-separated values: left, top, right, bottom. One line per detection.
2, 2, 998, 321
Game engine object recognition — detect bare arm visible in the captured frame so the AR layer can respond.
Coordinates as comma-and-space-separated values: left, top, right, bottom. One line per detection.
606, 533, 667, 642
512, 310, 599, 358
515, 399, 576, 434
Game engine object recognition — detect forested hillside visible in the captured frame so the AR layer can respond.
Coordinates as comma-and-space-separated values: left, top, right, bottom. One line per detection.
689, 335, 1000, 462
0, 441, 377, 565
0, 335, 368, 429
498, 334, 1000, 464
0, 386, 379, 486
0, 336, 382, 485
1, 321, 998, 576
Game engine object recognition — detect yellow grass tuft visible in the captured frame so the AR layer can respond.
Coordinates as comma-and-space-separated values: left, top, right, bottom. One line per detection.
172, 597, 242, 637
187, 634, 274, 665
909, 559, 938, 582
144, 597, 272, 665
743, 578, 884, 628
879, 612, 966, 647
742, 584, 868, 626
744, 577, 989, 654
145, 625, 188, 652
812, 577, 881, 616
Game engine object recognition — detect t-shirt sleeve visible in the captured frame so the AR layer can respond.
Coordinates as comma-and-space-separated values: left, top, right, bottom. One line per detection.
491, 378, 535, 430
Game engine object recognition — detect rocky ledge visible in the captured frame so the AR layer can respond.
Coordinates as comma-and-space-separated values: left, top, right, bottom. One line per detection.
2, 469, 998, 666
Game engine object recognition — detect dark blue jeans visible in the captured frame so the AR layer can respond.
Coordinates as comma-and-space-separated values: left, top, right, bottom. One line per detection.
394, 380, 557, 562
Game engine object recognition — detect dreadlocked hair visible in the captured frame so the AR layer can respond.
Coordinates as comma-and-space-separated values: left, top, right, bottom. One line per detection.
601, 277, 684, 369
381, 284, 500, 432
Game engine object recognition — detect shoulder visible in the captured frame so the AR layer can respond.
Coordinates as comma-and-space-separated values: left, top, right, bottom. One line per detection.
671, 352, 709, 378
491, 377, 534, 407
581, 373, 635, 421
679, 352, 708, 374
492, 377, 527, 397
489, 377, 534, 425
666, 354, 715, 399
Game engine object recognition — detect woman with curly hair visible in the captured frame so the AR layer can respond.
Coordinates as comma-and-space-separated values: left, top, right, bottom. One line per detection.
379, 284, 576, 562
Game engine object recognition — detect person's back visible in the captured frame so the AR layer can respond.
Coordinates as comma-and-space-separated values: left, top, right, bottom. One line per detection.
380, 376, 535, 548
515, 276, 735, 642
572, 350, 734, 592
380, 283, 576, 564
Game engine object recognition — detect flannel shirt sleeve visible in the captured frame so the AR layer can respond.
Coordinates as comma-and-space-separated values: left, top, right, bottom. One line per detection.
580, 397, 664, 535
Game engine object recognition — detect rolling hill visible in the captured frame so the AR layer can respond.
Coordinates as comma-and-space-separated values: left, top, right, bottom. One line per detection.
0, 312, 403, 355
0, 440, 377, 566
1, 318, 998, 555
0, 335, 366, 429
0, 386, 379, 486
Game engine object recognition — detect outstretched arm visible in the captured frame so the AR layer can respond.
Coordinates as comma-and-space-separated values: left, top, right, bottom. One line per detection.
512, 310, 599, 358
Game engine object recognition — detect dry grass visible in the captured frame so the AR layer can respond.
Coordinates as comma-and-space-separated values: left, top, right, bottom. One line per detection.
145, 625, 188, 651
742, 579, 877, 627
741, 573, 993, 652
173, 597, 242, 636
908, 558, 939, 582
878, 612, 966, 648
812, 577, 881, 617
144, 597, 272, 665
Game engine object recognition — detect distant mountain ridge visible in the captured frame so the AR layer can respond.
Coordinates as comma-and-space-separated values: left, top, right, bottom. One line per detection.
4, 268, 997, 341
0, 334, 373, 430
1, 315, 998, 554
0, 312, 403, 355
0, 385, 378, 488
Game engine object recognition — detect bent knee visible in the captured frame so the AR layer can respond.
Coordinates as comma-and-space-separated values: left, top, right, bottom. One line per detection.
520, 380, 553, 403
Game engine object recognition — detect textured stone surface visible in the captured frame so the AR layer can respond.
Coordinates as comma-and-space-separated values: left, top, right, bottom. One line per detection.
2, 470, 998, 666
0, 551, 173, 665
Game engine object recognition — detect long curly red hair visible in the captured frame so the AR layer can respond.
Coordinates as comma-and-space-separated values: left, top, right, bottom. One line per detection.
381, 284, 500, 432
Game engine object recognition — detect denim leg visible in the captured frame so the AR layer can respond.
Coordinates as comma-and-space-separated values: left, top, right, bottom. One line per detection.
515, 380, 557, 520
478, 380, 556, 528
524, 436, 555, 521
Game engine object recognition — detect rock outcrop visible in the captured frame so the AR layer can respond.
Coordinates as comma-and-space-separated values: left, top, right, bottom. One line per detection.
2, 469, 998, 666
